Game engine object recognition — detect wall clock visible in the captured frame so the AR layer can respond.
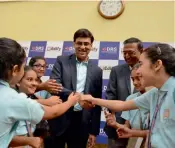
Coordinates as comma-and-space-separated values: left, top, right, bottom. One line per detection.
98, 0, 125, 19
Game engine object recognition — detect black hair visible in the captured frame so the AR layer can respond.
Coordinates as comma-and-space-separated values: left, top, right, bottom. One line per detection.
144, 43, 175, 76
24, 66, 34, 73
123, 37, 143, 52
29, 56, 46, 67
21, 65, 37, 81
0, 38, 26, 80
73, 28, 94, 43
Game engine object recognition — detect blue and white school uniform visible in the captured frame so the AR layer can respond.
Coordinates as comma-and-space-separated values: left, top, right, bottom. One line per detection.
121, 92, 149, 130
134, 76, 175, 148
35, 90, 51, 99
121, 92, 149, 148
0, 80, 44, 148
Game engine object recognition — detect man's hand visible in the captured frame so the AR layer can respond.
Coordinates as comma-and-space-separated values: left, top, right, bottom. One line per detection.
29, 137, 43, 148
80, 94, 94, 103
40, 79, 63, 94
117, 126, 132, 138
79, 94, 95, 110
87, 134, 96, 148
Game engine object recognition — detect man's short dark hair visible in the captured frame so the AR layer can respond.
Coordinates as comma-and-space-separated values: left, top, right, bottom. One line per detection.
73, 28, 94, 43
124, 37, 143, 52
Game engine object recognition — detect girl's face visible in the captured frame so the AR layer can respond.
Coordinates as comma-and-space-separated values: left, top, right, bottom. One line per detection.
32, 59, 46, 78
136, 53, 156, 87
131, 69, 145, 92
18, 70, 38, 95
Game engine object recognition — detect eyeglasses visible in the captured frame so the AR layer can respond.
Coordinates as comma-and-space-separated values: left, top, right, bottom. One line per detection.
75, 41, 91, 47
33, 64, 48, 69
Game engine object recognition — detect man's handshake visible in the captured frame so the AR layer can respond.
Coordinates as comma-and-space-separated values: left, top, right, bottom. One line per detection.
79, 94, 95, 110
67, 92, 95, 110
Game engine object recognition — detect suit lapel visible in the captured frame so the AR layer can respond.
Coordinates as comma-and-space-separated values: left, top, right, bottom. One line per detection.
69, 54, 77, 91
124, 65, 131, 94
84, 60, 93, 94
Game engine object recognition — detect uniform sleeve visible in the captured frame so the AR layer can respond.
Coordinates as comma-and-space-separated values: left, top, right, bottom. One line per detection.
45, 91, 52, 99
121, 96, 132, 121
7, 93, 44, 125
121, 110, 130, 121
15, 121, 28, 136
133, 89, 156, 111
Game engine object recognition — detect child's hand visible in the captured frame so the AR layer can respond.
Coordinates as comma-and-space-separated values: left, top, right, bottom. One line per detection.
117, 126, 132, 138
30, 137, 43, 148
105, 111, 117, 128
67, 92, 81, 105
42, 79, 63, 94
46, 96, 62, 106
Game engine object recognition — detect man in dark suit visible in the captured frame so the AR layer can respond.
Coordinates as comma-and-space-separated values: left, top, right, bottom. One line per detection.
49, 28, 102, 148
105, 37, 143, 148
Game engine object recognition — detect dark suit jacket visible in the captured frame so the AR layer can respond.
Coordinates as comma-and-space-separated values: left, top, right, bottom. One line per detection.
105, 64, 132, 140
49, 54, 102, 137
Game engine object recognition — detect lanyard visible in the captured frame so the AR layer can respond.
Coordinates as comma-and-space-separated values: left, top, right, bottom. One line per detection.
148, 91, 167, 148
138, 109, 143, 130
25, 121, 33, 137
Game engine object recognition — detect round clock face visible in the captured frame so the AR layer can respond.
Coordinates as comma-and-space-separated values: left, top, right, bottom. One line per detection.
98, 0, 124, 19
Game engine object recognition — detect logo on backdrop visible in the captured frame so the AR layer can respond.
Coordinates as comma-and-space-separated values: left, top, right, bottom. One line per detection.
18, 41, 31, 57
100, 66, 112, 71
96, 121, 107, 144
47, 46, 61, 51
45, 41, 63, 58
89, 41, 100, 59
45, 58, 56, 76
29, 41, 46, 57
102, 79, 108, 99
62, 41, 75, 56
99, 42, 119, 60
102, 79, 108, 92
92, 47, 98, 52
98, 60, 118, 79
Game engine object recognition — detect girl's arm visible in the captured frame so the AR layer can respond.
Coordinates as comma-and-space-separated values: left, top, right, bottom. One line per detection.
105, 111, 131, 129
117, 126, 148, 138
124, 120, 131, 128
129, 129, 148, 137
110, 120, 131, 129
9, 136, 42, 147
42, 93, 79, 120
84, 95, 138, 112
36, 96, 62, 106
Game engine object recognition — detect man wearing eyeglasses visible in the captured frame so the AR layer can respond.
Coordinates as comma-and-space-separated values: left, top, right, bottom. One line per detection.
105, 37, 143, 148
49, 28, 102, 148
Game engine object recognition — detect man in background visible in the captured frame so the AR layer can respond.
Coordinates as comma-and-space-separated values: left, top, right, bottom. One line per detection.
105, 37, 143, 148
